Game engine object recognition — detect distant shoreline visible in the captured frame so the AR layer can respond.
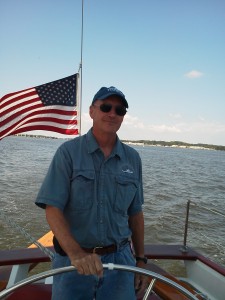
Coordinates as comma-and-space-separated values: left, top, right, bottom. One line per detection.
12, 134, 225, 151
123, 140, 225, 151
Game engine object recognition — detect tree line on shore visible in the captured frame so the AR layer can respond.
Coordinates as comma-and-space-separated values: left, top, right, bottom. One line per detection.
122, 140, 225, 151
15, 134, 225, 151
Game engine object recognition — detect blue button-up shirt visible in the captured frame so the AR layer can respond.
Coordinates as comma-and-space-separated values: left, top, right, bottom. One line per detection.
36, 129, 144, 248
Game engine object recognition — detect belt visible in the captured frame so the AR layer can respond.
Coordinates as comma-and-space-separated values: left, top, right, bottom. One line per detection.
82, 239, 129, 256
55, 239, 129, 257
82, 244, 117, 255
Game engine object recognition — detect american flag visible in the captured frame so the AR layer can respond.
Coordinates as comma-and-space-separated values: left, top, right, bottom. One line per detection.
0, 74, 79, 140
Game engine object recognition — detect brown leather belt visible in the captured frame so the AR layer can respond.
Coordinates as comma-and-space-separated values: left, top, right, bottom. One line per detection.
82, 244, 117, 255
82, 239, 129, 256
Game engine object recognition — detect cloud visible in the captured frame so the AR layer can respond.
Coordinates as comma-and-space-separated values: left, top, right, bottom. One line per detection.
169, 113, 182, 119
147, 124, 181, 133
184, 70, 204, 79
198, 115, 205, 121
123, 114, 183, 134
81, 111, 225, 145
123, 114, 145, 129
82, 112, 92, 124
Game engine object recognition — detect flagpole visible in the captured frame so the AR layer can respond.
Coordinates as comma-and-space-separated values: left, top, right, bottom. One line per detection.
78, 0, 84, 136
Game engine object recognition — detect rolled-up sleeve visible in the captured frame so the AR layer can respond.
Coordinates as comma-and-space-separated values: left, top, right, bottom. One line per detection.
35, 146, 72, 210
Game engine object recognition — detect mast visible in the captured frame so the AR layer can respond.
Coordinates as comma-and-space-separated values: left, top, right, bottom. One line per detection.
78, 0, 84, 135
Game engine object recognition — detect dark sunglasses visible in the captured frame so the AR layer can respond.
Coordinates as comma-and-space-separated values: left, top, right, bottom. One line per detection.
93, 103, 127, 116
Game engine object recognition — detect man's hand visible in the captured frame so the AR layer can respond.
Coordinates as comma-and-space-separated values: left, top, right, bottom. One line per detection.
134, 261, 149, 296
70, 251, 103, 277
46, 206, 103, 278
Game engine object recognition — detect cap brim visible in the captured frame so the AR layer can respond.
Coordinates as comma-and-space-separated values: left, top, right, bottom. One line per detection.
98, 92, 128, 108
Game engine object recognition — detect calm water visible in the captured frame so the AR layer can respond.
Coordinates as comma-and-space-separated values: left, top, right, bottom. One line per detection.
1, 136, 225, 268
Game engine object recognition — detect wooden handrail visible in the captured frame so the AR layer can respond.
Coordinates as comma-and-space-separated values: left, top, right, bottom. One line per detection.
1, 244, 225, 277
0, 247, 53, 266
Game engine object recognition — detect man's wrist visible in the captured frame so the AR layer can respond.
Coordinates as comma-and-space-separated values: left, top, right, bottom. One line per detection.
135, 256, 148, 264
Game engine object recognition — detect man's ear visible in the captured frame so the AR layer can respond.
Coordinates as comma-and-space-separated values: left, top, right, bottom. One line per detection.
89, 105, 94, 119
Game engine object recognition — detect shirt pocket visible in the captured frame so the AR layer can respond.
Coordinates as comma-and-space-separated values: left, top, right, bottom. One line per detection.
114, 175, 138, 216
69, 170, 95, 212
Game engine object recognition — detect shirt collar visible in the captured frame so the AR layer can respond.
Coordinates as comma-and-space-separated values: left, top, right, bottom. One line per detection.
86, 129, 99, 154
86, 128, 123, 159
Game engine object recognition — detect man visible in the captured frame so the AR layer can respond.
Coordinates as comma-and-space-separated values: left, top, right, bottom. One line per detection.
35, 86, 148, 299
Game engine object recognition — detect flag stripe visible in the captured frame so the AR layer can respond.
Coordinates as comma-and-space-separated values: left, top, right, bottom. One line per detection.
13, 126, 78, 136
18, 120, 77, 129
0, 88, 35, 105
1, 95, 40, 115
2, 115, 77, 132
1, 108, 77, 137
0, 74, 79, 139
2, 103, 77, 126
1, 114, 78, 139
2, 102, 43, 123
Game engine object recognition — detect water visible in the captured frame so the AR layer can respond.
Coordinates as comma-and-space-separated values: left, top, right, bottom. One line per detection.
1, 136, 225, 268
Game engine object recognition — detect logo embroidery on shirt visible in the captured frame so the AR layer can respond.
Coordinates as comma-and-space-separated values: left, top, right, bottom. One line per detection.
122, 168, 133, 174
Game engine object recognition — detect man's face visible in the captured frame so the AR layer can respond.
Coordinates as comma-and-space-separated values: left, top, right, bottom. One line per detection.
89, 96, 126, 135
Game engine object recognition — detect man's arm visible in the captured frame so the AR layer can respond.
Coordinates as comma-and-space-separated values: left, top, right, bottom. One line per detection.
129, 211, 145, 257
129, 211, 149, 293
46, 205, 103, 276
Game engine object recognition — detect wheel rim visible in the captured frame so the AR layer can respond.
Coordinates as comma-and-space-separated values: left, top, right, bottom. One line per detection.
0, 263, 199, 300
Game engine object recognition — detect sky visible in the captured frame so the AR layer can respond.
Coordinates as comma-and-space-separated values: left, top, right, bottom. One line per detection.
1, 0, 225, 145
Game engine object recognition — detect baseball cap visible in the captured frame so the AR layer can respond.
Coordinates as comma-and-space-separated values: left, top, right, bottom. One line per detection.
92, 86, 128, 108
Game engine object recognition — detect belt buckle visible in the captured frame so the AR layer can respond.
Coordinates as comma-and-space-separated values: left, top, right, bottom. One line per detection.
93, 246, 103, 254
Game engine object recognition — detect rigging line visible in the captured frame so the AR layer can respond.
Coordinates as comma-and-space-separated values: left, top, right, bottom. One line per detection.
200, 233, 225, 251
188, 227, 225, 254
191, 202, 225, 218
0, 209, 54, 260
